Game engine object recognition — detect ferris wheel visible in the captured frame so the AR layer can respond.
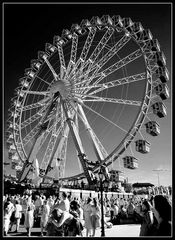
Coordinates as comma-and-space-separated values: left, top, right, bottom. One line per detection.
6, 15, 169, 185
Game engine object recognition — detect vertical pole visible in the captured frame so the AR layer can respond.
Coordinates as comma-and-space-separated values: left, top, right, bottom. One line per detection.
100, 180, 105, 237
157, 172, 160, 186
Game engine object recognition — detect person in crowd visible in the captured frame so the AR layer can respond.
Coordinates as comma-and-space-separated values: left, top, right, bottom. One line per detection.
11, 200, 23, 233
34, 195, 42, 227
83, 197, 93, 237
47, 196, 55, 211
46, 208, 66, 236
119, 205, 128, 220
134, 201, 143, 223
40, 199, 50, 236
4, 197, 15, 236
24, 196, 35, 236
55, 192, 70, 212
90, 198, 101, 237
127, 199, 135, 219
152, 195, 172, 236
66, 200, 84, 236
110, 202, 119, 224
139, 199, 155, 236
77, 202, 84, 228
70, 199, 84, 225
105, 203, 111, 217
51, 192, 71, 229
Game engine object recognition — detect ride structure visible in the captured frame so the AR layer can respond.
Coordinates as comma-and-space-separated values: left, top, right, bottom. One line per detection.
6, 15, 170, 188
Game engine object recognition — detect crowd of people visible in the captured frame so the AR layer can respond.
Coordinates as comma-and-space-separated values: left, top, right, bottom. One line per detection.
3, 191, 172, 237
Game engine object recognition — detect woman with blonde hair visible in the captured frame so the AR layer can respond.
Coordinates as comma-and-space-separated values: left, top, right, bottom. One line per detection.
24, 196, 35, 236
90, 198, 101, 237
40, 199, 50, 236
83, 197, 93, 237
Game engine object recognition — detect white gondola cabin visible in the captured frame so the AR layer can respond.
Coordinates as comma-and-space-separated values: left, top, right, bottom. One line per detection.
109, 170, 125, 182
145, 121, 160, 136
156, 66, 169, 83
154, 51, 166, 67
123, 156, 138, 169
135, 140, 150, 153
154, 83, 169, 100
152, 102, 167, 118
31, 60, 42, 70
149, 39, 161, 52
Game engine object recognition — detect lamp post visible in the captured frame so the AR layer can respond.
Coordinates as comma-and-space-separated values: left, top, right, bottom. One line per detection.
98, 167, 105, 237
98, 167, 109, 237
153, 169, 169, 187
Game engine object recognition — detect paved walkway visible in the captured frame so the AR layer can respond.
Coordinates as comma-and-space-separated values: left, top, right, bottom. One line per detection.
6, 224, 141, 237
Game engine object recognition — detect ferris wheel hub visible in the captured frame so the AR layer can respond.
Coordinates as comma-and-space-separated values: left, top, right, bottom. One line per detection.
49, 80, 71, 99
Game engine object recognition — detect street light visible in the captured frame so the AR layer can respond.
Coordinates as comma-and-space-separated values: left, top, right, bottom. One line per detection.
153, 169, 169, 186
98, 166, 109, 237
98, 168, 105, 237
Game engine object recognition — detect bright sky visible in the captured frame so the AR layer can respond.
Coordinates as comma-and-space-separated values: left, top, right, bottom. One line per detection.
3, 3, 172, 187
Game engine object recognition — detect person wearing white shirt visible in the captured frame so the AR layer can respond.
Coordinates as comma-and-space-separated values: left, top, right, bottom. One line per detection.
14, 200, 22, 233
40, 200, 50, 236
53, 192, 70, 227
4, 198, 14, 236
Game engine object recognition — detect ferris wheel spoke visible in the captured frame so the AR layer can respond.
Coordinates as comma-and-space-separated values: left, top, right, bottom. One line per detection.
44, 118, 71, 178
39, 103, 64, 165
40, 124, 63, 171
39, 116, 62, 147
91, 48, 143, 86
82, 95, 142, 106
21, 113, 42, 129
57, 43, 66, 79
21, 106, 56, 133
21, 103, 49, 129
85, 72, 146, 95
22, 111, 59, 146
82, 102, 133, 136
78, 27, 97, 65
22, 98, 51, 111
36, 75, 52, 86
68, 27, 97, 81
73, 36, 132, 89
44, 57, 58, 80
75, 27, 115, 78
64, 33, 78, 79
21, 90, 50, 96
23, 124, 41, 146
73, 72, 146, 94
89, 34, 131, 74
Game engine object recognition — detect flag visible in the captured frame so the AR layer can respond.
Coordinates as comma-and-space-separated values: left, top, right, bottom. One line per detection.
32, 158, 40, 179
54, 158, 60, 180
32, 176, 42, 187
28, 158, 40, 180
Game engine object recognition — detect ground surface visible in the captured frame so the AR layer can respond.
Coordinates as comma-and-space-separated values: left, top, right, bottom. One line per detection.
6, 223, 141, 237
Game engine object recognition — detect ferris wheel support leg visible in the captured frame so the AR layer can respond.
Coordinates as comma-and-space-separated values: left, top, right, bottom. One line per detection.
18, 130, 45, 182
77, 103, 108, 162
61, 100, 93, 184
43, 123, 70, 182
